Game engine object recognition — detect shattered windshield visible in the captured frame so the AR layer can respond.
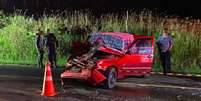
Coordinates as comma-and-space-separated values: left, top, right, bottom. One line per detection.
89, 33, 125, 51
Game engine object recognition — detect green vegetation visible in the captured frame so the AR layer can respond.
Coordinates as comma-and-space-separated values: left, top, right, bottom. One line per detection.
0, 10, 200, 74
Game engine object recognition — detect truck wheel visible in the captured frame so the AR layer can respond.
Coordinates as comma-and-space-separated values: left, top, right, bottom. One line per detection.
103, 68, 117, 89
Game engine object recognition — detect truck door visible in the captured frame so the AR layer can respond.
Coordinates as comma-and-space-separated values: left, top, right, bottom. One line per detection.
122, 38, 154, 74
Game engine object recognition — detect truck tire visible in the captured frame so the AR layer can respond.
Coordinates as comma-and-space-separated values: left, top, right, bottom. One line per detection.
103, 68, 117, 89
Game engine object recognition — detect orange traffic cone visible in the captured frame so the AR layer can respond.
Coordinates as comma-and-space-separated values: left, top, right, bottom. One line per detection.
41, 63, 57, 96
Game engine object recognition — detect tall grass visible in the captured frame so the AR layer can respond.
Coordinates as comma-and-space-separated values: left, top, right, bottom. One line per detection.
0, 10, 200, 74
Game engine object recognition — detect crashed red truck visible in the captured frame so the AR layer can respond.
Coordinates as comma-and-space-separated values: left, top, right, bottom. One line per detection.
61, 32, 155, 89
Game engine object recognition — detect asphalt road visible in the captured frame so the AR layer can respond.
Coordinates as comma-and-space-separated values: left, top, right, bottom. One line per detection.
0, 65, 201, 101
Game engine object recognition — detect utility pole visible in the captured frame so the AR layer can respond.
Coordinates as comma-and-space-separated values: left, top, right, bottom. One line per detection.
126, 10, 128, 32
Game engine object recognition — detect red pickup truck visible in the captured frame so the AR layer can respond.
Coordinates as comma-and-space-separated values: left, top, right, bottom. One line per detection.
61, 32, 154, 89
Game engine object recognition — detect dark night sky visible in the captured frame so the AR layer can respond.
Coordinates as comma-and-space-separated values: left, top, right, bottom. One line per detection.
0, 0, 201, 17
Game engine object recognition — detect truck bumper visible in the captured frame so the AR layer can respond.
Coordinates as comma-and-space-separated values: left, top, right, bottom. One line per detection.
61, 69, 106, 85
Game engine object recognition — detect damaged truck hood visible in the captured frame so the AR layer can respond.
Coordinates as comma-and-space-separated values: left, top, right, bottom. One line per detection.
97, 46, 125, 57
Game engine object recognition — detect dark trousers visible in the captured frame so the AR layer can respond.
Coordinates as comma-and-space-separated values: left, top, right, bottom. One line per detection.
37, 50, 44, 68
48, 49, 57, 67
159, 51, 171, 75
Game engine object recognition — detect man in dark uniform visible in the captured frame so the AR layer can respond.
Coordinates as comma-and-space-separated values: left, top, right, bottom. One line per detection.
35, 29, 45, 68
46, 29, 58, 68
156, 28, 173, 75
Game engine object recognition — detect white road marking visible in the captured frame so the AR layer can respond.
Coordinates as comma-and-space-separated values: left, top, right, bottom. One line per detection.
117, 82, 201, 90
195, 75, 201, 77
167, 73, 173, 75
186, 74, 192, 76
151, 72, 201, 78
176, 74, 183, 76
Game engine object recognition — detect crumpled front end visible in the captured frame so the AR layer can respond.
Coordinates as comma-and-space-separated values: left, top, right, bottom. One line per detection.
61, 56, 106, 85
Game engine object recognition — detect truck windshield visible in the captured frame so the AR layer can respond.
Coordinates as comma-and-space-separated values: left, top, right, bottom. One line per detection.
89, 33, 125, 51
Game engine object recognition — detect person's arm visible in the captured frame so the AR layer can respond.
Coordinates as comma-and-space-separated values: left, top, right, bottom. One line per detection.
168, 36, 173, 51
52, 34, 59, 48
56, 37, 58, 47
156, 36, 161, 44
156, 36, 161, 49
169, 44, 173, 51
45, 35, 51, 48
35, 35, 40, 49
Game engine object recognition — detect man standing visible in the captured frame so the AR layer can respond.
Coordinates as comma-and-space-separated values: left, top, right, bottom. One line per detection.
46, 29, 58, 68
156, 28, 173, 75
35, 29, 45, 68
